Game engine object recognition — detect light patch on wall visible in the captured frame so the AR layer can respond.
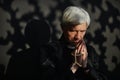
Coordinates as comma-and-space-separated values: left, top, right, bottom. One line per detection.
107, 0, 120, 12
19, 21, 27, 35
0, 41, 13, 72
52, 10, 62, 39
102, 0, 108, 11
87, 5, 102, 37
90, 42, 101, 55
88, 22, 101, 38
108, 16, 113, 24
103, 26, 120, 71
0, 7, 14, 39
114, 28, 120, 39
38, 0, 57, 18
11, 0, 35, 19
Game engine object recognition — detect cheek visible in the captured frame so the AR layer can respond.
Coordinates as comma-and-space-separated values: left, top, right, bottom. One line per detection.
82, 32, 86, 38
67, 32, 75, 40
80, 32, 86, 39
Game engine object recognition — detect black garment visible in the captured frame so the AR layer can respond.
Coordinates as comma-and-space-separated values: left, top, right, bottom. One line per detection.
4, 46, 55, 80
5, 35, 107, 80
46, 35, 107, 80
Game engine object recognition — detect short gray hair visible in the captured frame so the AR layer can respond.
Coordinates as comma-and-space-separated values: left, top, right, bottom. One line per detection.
61, 6, 90, 28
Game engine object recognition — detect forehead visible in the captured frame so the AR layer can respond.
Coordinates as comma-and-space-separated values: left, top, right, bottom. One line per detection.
69, 23, 87, 30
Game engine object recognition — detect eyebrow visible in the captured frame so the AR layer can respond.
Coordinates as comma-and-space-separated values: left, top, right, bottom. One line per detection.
69, 28, 87, 31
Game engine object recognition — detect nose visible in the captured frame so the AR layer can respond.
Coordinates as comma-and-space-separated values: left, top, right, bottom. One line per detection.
74, 31, 82, 40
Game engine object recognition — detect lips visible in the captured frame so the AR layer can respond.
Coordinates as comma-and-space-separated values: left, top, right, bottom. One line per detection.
73, 41, 80, 45
74, 40, 82, 43
72, 40, 82, 46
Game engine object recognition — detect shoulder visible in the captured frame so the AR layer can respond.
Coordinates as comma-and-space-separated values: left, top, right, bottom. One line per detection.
45, 41, 63, 62
86, 44, 99, 58
46, 41, 62, 53
86, 44, 100, 69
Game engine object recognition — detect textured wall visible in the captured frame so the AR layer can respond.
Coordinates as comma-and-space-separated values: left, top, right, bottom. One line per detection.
0, 0, 120, 79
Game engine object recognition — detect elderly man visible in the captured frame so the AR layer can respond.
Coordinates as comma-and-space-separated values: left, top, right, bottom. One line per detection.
46, 6, 107, 80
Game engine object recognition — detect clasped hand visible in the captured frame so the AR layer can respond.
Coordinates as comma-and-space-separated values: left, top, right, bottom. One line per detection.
71, 40, 88, 68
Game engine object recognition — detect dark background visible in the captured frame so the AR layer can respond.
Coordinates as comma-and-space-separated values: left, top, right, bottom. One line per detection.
0, 0, 120, 80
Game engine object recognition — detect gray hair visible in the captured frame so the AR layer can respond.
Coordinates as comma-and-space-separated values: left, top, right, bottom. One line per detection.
61, 6, 90, 27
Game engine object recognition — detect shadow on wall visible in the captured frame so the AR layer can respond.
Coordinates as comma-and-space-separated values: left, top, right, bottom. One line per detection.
24, 19, 51, 47
4, 18, 51, 80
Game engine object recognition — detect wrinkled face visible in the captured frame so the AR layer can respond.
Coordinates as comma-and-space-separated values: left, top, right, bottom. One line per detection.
63, 23, 87, 46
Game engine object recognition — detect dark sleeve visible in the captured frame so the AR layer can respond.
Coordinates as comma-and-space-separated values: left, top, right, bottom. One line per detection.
86, 45, 107, 80
75, 45, 108, 80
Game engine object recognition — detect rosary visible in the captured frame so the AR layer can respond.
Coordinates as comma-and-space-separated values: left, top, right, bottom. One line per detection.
71, 40, 88, 68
